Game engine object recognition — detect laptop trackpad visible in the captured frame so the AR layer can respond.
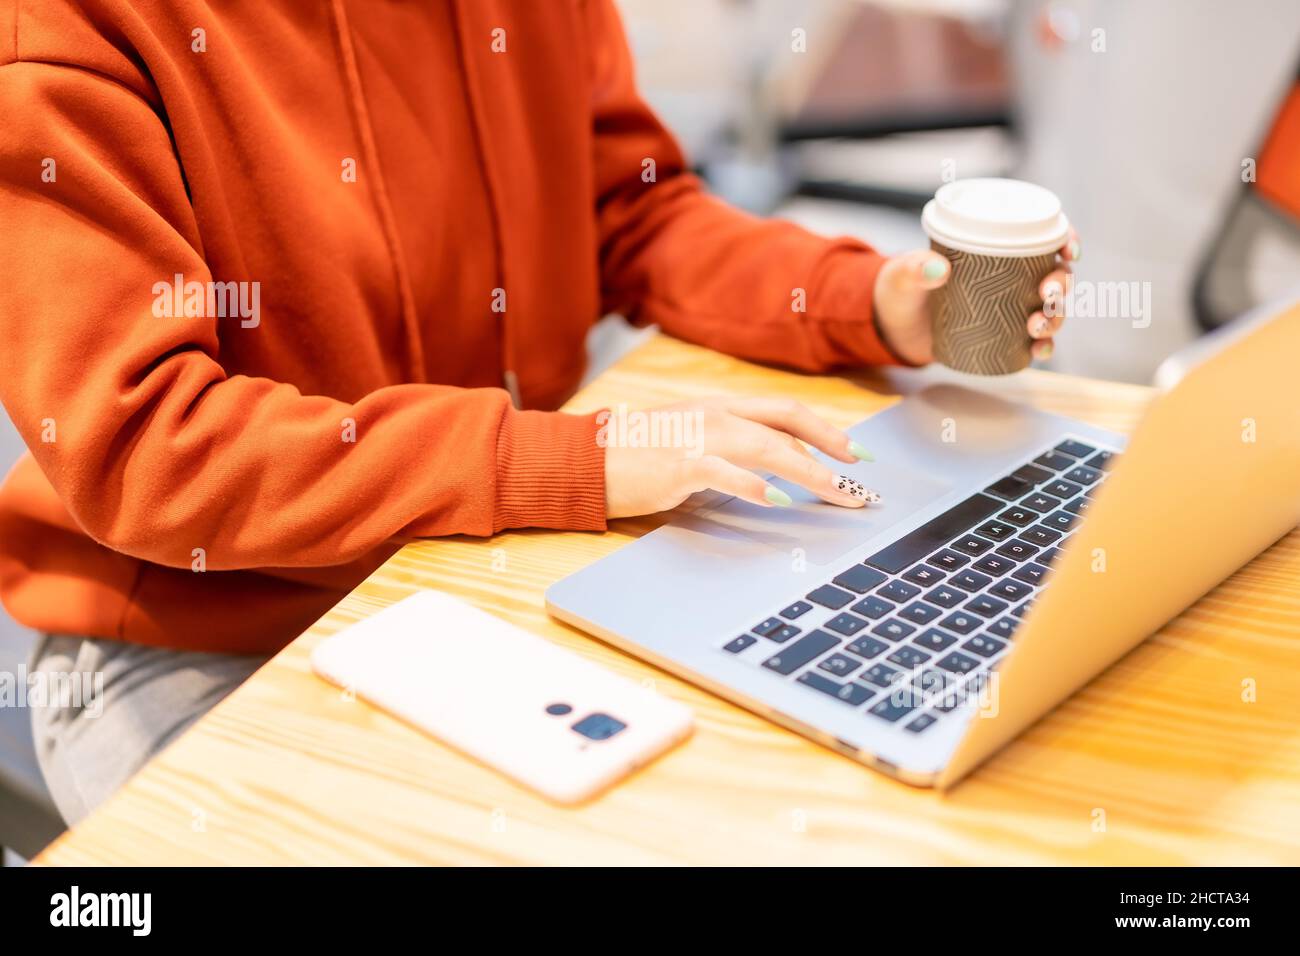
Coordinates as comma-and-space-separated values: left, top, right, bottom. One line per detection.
686, 460, 954, 566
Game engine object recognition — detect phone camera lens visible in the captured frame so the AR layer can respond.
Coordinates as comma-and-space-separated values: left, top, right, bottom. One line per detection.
571, 712, 627, 741
545, 703, 573, 716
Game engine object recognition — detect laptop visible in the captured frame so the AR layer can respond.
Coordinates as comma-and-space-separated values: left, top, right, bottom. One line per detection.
546, 306, 1300, 787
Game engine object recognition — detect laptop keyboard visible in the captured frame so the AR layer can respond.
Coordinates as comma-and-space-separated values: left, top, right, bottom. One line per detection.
720, 438, 1119, 735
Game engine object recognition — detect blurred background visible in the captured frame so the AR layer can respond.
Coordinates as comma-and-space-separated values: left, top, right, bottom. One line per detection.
3, 0, 1300, 860
593, 0, 1300, 383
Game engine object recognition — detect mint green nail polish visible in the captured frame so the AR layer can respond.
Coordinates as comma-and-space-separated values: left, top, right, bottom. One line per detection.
1068, 240, 1081, 261
764, 486, 792, 507
922, 259, 945, 281
848, 440, 875, 462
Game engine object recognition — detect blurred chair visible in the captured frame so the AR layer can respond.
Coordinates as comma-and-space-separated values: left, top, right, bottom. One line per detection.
1011, 0, 1300, 383
1193, 70, 1300, 332
776, 0, 1015, 209
779, 3, 1010, 141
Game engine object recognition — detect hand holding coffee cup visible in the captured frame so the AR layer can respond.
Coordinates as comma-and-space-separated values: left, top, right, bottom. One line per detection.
921, 178, 1076, 374
870, 179, 1077, 370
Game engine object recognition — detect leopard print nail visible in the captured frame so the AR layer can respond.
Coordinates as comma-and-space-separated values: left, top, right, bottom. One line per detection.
834, 475, 882, 504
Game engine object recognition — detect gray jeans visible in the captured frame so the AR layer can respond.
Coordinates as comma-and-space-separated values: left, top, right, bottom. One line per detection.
29, 634, 267, 825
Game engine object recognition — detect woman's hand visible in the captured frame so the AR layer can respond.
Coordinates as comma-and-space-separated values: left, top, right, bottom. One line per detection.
872, 231, 1081, 365
603, 396, 880, 519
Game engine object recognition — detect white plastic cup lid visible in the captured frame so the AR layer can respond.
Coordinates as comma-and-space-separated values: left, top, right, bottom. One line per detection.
921, 178, 1070, 257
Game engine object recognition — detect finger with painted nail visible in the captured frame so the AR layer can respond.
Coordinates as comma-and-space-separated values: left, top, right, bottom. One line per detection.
604, 396, 885, 519
1039, 269, 1070, 319
833, 474, 882, 504
1063, 227, 1082, 263
1027, 310, 1063, 340
711, 396, 873, 465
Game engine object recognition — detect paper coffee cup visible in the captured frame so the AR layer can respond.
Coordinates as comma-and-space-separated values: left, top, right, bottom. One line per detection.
921, 178, 1070, 375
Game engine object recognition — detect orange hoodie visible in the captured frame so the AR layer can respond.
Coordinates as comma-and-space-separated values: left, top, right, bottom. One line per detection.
0, 0, 897, 654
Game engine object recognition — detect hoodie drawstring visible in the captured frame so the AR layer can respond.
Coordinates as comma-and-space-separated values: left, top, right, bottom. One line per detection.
447, 0, 520, 408
329, 0, 427, 384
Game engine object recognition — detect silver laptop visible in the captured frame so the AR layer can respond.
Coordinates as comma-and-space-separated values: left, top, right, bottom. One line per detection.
546, 308, 1299, 787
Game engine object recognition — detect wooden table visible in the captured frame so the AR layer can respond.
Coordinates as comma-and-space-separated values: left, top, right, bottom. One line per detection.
37, 335, 1300, 865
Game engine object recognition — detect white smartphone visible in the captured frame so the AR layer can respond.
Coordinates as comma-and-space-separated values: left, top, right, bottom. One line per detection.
310, 590, 694, 804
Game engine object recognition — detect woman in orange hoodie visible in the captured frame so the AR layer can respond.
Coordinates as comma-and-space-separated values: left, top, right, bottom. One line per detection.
0, 0, 1075, 823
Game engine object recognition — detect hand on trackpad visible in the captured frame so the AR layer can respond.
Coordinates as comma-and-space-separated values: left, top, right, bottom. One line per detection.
690, 460, 954, 566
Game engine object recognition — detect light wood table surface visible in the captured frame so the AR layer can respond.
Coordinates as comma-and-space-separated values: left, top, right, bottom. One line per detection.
37, 335, 1300, 865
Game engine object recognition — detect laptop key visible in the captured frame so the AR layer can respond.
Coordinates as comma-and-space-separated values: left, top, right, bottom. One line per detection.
780, 600, 813, 620
1021, 492, 1062, 513
989, 578, 1034, 602
920, 671, 961, 712
925, 584, 965, 609
1011, 562, 1050, 586
871, 618, 916, 642
972, 553, 1015, 577
860, 662, 903, 688
898, 601, 942, 625
818, 653, 861, 678
864, 494, 1002, 574
902, 564, 945, 587
1044, 479, 1082, 499
1012, 600, 1034, 618
997, 506, 1036, 527
1064, 465, 1101, 485
1055, 439, 1095, 459
950, 534, 994, 557
963, 635, 1006, 658
1039, 547, 1064, 566
806, 584, 854, 610
825, 613, 868, 637
905, 713, 939, 734
974, 520, 1016, 542
1087, 450, 1118, 470
1084, 482, 1104, 499
762, 629, 840, 676
938, 611, 980, 635
868, 696, 917, 723
1021, 525, 1062, 546
1012, 464, 1054, 486
845, 635, 890, 659
752, 617, 783, 637
996, 539, 1041, 562
887, 645, 932, 669
768, 624, 802, 643
1043, 510, 1077, 531
877, 579, 922, 603
987, 617, 1019, 640
798, 671, 876, 706
724, 635, 756, 653
985, 474, 1035, 501
965, 594, 1009, 618
850, 595, 895, 620
926, 548, 970, 571
1034, 450, 1076, 471
913, 666, 950, 698
831, 564, 889, 593
936, 651, 981, 674
928, 685, 969, 713
950, 569, 992, 592
913, 628, 958, 652
1064, 497, 1091, 516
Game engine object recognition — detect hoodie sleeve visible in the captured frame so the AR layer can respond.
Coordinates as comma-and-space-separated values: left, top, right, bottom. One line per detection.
0, 56, 607, 573
584, 0, 905, 372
